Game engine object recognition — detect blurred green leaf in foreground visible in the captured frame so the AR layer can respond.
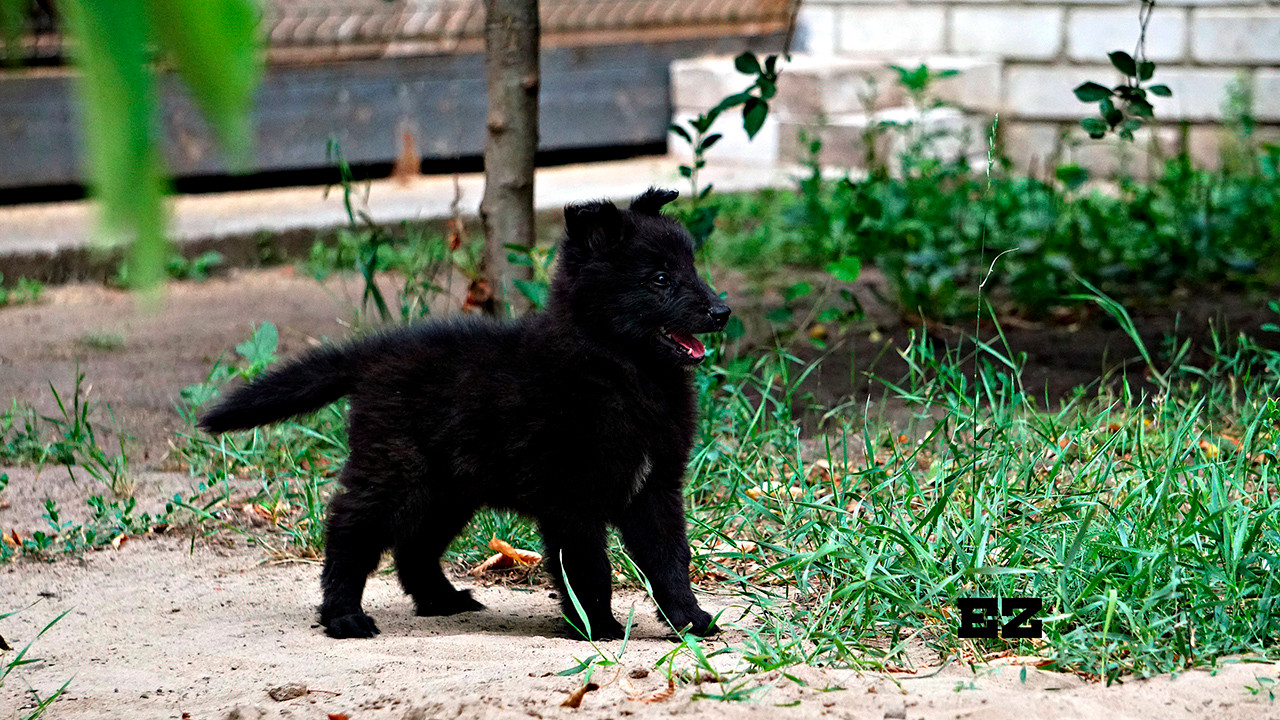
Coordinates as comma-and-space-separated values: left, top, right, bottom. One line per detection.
60, 0, 261, 289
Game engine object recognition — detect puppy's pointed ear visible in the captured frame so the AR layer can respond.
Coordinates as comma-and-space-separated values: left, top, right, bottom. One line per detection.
629, 188, 679, 216
564, 200, 622, 251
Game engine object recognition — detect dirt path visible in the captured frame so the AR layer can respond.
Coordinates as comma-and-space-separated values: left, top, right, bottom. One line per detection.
2, 269, 1279, 719
2, 534, 1277, 720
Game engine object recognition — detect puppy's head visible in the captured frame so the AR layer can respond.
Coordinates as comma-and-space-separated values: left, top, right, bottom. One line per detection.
553, 188, 731, 366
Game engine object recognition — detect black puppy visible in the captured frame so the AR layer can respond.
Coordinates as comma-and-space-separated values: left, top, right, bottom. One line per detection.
200, 188, 730, 640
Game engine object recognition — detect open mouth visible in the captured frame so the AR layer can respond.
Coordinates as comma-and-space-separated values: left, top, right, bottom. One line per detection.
659, 327, 706, 362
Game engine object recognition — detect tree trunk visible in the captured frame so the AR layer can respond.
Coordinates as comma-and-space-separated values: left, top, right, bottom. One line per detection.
480, 0, 539, 315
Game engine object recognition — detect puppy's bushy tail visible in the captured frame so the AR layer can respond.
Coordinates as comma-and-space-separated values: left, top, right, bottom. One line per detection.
198, 344, 354, 434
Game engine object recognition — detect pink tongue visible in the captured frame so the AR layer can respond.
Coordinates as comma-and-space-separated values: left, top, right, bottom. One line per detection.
671, 332, 705, 358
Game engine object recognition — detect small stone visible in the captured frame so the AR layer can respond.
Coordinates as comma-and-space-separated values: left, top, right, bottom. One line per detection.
267, 683, 307, 702
628, 668, 650, 679
884, 707, 906, 720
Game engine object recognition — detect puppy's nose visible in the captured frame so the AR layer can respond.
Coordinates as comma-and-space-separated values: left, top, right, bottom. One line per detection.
709, 304, 732, 329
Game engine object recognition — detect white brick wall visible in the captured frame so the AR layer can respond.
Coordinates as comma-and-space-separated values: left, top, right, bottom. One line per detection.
1005, 65, 1119, 119
950, 7, 1063, 60
1253, 69, 1280, 121
1067, 8, 1188, 63
1191, 9, 1280, 63
1152, 67, 1240, 120
837, 7, 947, 55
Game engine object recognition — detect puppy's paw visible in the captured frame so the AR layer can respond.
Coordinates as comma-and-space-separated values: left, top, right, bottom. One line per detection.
415, 589, 485, 617
562, 616, 626, 641
322, 612, 381, 639
666, 608, 719, 637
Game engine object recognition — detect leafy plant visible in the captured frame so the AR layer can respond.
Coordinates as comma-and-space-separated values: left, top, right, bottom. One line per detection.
1074, 0, 1171, 140
0, 605, 72, 719
669, 51, 784, 247
0, 274, 44, 308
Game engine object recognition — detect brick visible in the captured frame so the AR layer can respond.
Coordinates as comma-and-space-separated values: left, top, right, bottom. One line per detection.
669, 110, 780, 165
775, 55, 905, 118
1187, 125, 1224, 170
838, 7, 946, 55
912, 55, 1003, 113
1255, 69, 1280, 121
1148, 67, 1239, 121
670, 57, 750, 113
1192, 8, 1280, 62
950, 7, 1064, 60
778, 114, 881, 169
1067, 8, 1187, 63
1004, 64, 1119, 119
1001, 121, 1065, 176
1061, 123, 1181, 179
797, 5, 840, 56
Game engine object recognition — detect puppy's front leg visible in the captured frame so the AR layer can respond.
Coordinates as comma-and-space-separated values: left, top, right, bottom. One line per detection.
618, 484, 718, 636
539, 517, 625, 640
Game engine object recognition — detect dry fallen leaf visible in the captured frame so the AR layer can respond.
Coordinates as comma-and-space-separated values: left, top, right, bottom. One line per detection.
327, 714, 349, 720
3, 529, 20, 548
0, 633, 11, 651
471, 537, 542, 576
111, 534, 128, 551
560, 682, 599, 709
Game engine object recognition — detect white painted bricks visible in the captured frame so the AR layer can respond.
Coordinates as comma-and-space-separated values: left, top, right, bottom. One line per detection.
950, 7, 1064, 60
839, 7, 946, 55
1191, 9, 1280, 63
669, 110, 780, 165
1005, 65, 1119, 119
1067, 8, 1188, 63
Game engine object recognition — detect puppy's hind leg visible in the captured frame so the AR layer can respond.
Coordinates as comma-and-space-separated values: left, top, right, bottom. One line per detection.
540, 518, 624, 641
394, 498, 484, 617
319, 484, 392, 639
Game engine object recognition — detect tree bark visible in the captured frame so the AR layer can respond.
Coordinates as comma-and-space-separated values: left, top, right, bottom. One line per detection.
480, 0, 539, 315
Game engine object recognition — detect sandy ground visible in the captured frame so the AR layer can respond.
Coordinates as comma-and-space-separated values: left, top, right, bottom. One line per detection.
2, 269, 1279, 719
2, 535, 1278, 720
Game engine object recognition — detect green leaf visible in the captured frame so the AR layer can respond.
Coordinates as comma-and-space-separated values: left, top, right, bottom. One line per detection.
1055, 163, 1089, 190
742, 97, 768, 139
1130, 98, 1155, 118
1080, 117, 1108, 139
765, 307, 793, 325
734, 51, 761, 76
513, 278, 549, 310
711, 92, 752, 115
146, 0, 261, 163
825, 256, 862, 284
784, 281, 813, 302
669, 123, 692, 143
1137, 61, 1155, 81
62, 0, 169, 289
1073, 82, 1114, 103
235, 322, 278, 370
699, 133, 723, 152
1108, 50, 1137, 77
1148, 84, 1172, 98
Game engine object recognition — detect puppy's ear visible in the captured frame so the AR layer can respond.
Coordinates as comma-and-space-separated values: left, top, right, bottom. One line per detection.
629, 188, 679, 216
564, 200, 622, 252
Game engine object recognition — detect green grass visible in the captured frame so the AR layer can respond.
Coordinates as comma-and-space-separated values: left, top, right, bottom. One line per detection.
0, 605, 71, 719
164, 301, 1280, 688
683, 312, 1279, 683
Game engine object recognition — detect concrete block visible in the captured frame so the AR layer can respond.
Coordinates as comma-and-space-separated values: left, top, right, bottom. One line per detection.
1061, 123, 1182, 179
1067, 8, 1188, 63
951, 7, 1064, 60
1151, 67, 1239, 121
1001, 121, 1065, 176
838, 7, 946, 55
669, 110, 780, 165
1255, 69, 1280, 121
775, 55, 905, 117
797, 6, 839, 57
671, 57, 748, 113
877, 106, 992, 172
1192, 8, 1280, 63
778, 114, 882, 169
1004, 64, 1120, 119
912, 55, 1004, 113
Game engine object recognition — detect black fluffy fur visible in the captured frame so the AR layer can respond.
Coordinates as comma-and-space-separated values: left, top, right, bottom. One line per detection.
200, 188, 731, 641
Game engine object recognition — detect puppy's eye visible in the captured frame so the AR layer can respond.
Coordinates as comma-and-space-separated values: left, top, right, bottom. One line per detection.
651, 272, 671, 287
